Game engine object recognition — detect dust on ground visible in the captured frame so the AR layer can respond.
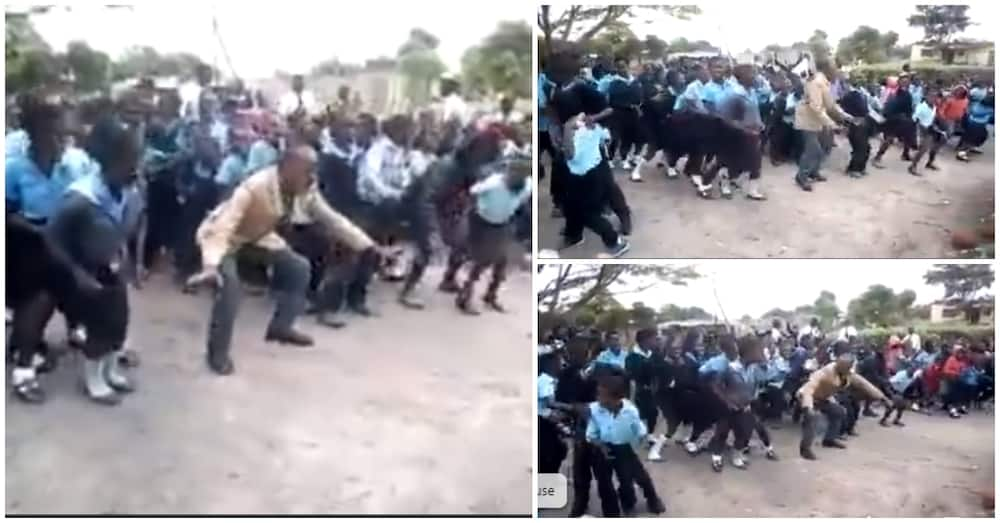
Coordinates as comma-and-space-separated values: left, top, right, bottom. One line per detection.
5, 268, 533, 515
541, 408, 994, 517
539, 138, 995, 259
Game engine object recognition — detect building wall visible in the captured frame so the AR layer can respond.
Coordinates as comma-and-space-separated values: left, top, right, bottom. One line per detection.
910, 44, 994, 66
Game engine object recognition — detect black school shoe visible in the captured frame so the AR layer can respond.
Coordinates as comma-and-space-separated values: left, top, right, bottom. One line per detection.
647, 496, 666, 515
800, 446, 817, 460
12, 379, 46, 404
608, 238, 631, 258
821, 439, 846, 449
207, 353, 235, 376
795, 176, 814, 192
265, 328, 315, 346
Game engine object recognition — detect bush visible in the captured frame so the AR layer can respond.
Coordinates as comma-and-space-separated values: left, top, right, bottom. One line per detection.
859, 324, 995, 348
847, 63, 994, 87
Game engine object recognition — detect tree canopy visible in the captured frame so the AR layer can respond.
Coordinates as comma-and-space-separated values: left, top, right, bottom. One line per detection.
397, 27, 446, 106
924, 265, 994, 303
846, 285, 918, 328
907, 5, 972, 47
835, 26, 900, 65
461, 20, 531, 98
537, 264, 702, 314
537, 5, 701, 59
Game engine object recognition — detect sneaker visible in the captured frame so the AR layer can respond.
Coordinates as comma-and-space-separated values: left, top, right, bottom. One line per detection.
956, 151, 970, 162
666, 166, 679, 178
630, 164, 644, 182
608, 238, 631, 258
800, 446, 817, 460
846, 170, 863, 178
907, 165, 922, 176
795, 176, 813, 192
949, 407, 961, 418
720, 178, 733, 199
958, 406, 969, 415
765, 447, 779, 461
731, 451, 748, 469
879, 418, 891, 427
684, 441, 700, 455
711, 454, 724, 472
745, 181, 767, 201
925, 163, 939, 171
892, 419, 906, 427
647, 497, 666, 515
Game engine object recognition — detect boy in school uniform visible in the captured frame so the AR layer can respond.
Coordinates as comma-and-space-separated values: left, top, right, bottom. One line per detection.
587, 371, 666, 516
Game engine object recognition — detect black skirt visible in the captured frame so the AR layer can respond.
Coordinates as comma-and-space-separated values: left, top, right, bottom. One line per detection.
465, 212, 512, 266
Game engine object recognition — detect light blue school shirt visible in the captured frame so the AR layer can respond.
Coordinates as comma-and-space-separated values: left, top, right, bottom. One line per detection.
594, 347, 628, 369
566, 124, 610, 175
698, 353, 729, 377
215, 152, 248, 188
913, 101, 935, 128
702, 80, 729, 113
6, 154, 83, 222
538, 372, 558, 417
6, 129, 30, 157
586, 399, 647, 445
245, 139, 280, 175
473, 173, 532, 225
675, 79, 707, 113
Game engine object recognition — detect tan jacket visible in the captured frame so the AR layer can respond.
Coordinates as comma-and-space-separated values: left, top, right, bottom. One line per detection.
796, 362, 886, 410
196, 165, 374, 269
794, 72, 851, 132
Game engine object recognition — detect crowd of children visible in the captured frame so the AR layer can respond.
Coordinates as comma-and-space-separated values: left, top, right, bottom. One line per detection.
537, 320, 994, 517
538, 46, 995, 253
6, 70, 531, 405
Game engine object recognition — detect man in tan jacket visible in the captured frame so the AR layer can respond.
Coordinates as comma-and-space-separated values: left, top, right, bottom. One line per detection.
793, 57, 864, 192
796, 348, 889, 460
188, 144, 378, 375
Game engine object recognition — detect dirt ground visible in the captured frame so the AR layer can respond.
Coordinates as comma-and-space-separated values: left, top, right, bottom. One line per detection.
539, 137, 995, 259
540, 408, 995, 518
5, 267, 533, 515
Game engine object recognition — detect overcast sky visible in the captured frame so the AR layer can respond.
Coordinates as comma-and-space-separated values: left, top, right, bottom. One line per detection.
563, 2, 997, 54
12, 0, 530, 79
539, 261, 995, 320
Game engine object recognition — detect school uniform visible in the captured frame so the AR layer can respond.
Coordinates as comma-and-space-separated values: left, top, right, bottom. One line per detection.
538, 371, 567, 474
874, 89, 917, 161
561, 123, 622, 248
586, 399, 663, 516
625, 346, 659, 434
709, 84, 765, 187
47, 172, 132, 360
910, 100, 946, 169
840, 87, 873, 174
456, 172, 531, 307
606, 75, 642, 163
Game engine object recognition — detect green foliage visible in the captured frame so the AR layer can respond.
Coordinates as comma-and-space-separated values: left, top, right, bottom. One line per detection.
112, 46, 210, 81
924, 264, 995, 303
397, 28, 446, 107
847, 64, 993, 86
812, 290, 841, 331
859, 324, 993, 349
835, 26, 900, 65
907, 5, 972, 49
65, 40, 110, 92
847, 284, 919, 328
629, 302, 658, 329
807, 29, 832, 62
657, 304, 713, 322
461, 20, 531, 98
643, 35, 669, 60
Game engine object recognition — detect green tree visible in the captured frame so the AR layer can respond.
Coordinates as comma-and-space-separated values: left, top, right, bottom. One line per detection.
666, 37, 719, 54
538, 5, 701, 58
657, 304, 713, 322
461, 20, 531, 98
397, 28, 446, 106
807, 29, 832, 62
643, 35, 669, 60
924, 265, 994, 323
5, 14, 61, 92
64, 40, 110, 92
907, 4, 972, 63
629, 302, 658, 329
835, 26, 900, 64
847, 285, 903, 327
538, 264, 702, 313
813, 290, 841, 330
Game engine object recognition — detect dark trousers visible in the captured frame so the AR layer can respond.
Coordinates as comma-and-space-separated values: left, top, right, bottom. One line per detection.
708, 408, 753, 454
144, 175, 181, 268
539, 130, 554, 180
634, 386, 658, 435
570, 441, 596, 516
800, 399, 847, 448
550, 153, 570, 212
911, 126, 944, 167
64, 270, 129, 360
846, 121, 871, 172
656, 388, 684, 438
176, 178, 218, 278
839, 392, 861, 435
316, 248, 379, 313
609, 107, 640, 160
207, 248, 311, 361
538, 417, 568, 474
282, 223, 330, 297
563, 162, 619, 248
599, 163, 632, 235
591, 444, 661, 516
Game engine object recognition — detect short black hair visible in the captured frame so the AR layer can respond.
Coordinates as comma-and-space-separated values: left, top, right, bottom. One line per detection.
635, 328, 657, 345
85, 115, 134, 170
596, 372, 628, 399
19, 94, 63, 144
